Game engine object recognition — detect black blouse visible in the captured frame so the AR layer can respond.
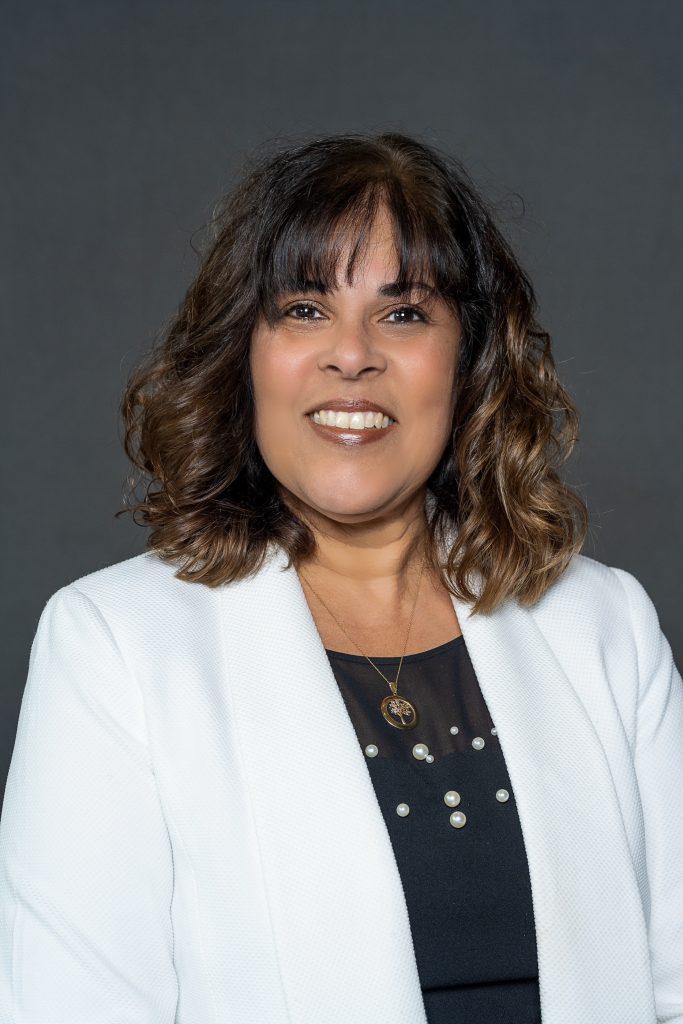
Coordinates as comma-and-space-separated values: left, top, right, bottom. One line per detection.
325, 634, 542, 1024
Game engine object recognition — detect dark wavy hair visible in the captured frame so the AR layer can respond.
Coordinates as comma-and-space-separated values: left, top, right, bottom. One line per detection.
117, 131, 589, 614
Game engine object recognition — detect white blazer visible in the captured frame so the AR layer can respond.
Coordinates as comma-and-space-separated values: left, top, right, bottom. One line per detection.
0, 539, 682, 1024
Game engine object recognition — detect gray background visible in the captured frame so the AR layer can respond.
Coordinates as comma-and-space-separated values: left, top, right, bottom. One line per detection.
2, 1, 681, 787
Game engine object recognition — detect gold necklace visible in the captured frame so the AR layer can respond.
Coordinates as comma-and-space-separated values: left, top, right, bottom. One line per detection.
299, 553, 427, 730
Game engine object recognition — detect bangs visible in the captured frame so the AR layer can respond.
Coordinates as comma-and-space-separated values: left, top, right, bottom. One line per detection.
256, 177, 465, 325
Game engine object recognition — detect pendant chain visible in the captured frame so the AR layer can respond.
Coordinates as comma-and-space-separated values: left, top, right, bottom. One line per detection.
299, 551, 427, 696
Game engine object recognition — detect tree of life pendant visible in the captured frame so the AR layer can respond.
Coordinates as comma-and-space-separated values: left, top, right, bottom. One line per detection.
380, 684, 418, 729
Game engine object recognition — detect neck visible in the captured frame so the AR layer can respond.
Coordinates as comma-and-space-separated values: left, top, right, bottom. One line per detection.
287, 488, 431, 604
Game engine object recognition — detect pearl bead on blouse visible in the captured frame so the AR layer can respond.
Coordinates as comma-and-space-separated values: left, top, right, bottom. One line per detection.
357, 704, 508, 829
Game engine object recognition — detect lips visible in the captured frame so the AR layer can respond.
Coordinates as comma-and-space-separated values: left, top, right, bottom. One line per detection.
306, 413, 397, 446
305, 398, 397, 422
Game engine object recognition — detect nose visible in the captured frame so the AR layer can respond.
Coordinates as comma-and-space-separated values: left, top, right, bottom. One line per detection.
317, 322, 388, 377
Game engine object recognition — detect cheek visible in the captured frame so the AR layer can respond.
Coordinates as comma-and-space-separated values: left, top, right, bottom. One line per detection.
250, 346, 305, 456
251, 339, 306, 403
409, 354, 457, 419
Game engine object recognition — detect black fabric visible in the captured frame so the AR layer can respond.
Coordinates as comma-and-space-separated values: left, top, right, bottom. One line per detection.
325, 634, 542, 1024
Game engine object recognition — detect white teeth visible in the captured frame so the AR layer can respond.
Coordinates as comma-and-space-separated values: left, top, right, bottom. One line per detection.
311, 409, 394, 429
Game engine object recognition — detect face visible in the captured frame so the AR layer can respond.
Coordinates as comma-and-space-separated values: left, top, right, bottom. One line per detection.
249, 206, 461, 530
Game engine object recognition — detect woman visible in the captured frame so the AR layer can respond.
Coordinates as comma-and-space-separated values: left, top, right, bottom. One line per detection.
0, 132, 680, 1024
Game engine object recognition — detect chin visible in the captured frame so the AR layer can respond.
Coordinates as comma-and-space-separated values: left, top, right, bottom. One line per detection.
293, 488, 396, 522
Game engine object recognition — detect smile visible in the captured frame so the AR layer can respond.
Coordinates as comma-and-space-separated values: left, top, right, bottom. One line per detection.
311, 409, 395, 429
306, 414, 397, 446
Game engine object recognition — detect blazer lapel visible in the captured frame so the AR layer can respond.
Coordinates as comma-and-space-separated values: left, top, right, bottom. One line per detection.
222, 543, 653, 1024
221, 544, 428, 1024
450, 590, 654, 1024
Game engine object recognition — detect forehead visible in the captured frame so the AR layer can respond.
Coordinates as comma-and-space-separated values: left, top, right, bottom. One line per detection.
332, 217, 410, 285
274, 217, 434, 293
256, 193, 457, 325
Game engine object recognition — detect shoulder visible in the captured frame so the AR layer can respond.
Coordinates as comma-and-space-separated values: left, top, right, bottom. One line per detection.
530, 552, 671, 683
60, 549, 180, 597
45, 550, 180, 613
41, 550, 214, 652
532, 551, 655, 625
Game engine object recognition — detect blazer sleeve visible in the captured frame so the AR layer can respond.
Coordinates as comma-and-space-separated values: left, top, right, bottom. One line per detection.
0, 585, 178, 1022
610, 566, 683, 1024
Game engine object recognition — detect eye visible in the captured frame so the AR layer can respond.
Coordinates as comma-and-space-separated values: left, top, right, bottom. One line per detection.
281, 302, 429, 324
283, 303, 325, 320
384, 305, 428, 325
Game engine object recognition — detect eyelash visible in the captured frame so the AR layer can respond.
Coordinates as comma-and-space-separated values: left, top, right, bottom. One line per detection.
282, 302, 430, 325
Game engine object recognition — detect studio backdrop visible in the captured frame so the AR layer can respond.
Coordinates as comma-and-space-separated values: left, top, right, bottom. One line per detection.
2, 0, 681, 798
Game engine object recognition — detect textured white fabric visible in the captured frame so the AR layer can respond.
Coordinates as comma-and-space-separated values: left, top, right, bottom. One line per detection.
0, 541, 681, 1023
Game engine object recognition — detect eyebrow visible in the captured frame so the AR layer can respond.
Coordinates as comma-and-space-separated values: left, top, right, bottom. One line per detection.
287, 279, 436, 298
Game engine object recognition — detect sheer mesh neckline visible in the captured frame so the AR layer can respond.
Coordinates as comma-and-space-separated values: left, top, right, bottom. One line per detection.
324, 634, 466, 664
